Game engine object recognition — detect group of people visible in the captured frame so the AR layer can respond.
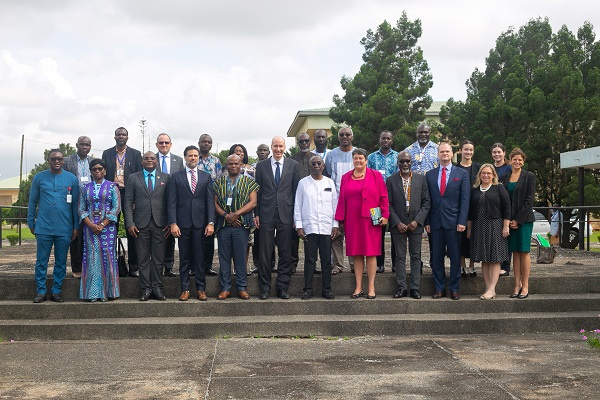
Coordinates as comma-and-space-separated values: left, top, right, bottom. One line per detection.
27, 124, 536, 303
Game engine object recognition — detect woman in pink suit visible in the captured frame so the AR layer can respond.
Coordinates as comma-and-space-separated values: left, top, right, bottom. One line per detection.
335, 148, 389, 299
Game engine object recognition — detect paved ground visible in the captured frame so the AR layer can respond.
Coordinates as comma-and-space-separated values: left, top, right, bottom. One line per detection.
1, 333, 599, 399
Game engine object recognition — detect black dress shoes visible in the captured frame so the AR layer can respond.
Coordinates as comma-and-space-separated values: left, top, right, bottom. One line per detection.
277, 291, 290, 299
322, 291, 335, 300
153, 291, 167, 301
164, 268, 177, 277
431, 291, 446, 299
410, 289, 421, 299
259, 291, 270, 300
314, 269, 322, 275
207, 268, 218, 276
499, 270, 509, 277
140, 292, 152, 301
301, 291, 313, 300
129, 270, 140, 278
33, 293, 47, 303
450, 292, 460, 300
376, 265, 384, 273
393, 289, 408, 298
50, 293, 64, 303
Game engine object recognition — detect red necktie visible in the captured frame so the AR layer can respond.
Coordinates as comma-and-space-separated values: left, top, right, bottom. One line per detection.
440, 167, 447, 196
190, 169, 197, 193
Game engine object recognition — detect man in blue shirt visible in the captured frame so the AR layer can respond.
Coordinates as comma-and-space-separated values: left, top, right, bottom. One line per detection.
404, 124, 439, 175
367, 131, 398, 273
28, 149, 80, 303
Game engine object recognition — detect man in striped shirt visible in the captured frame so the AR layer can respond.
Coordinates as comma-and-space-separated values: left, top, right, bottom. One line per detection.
212, 154, 260, 300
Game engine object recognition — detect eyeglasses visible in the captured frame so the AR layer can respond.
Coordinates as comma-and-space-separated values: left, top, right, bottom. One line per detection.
157, 141, 171, 145
298, 139, 310, 144
398, 160, 411, 164
143, 157, 157, 161
49, 157, 64, 162
90, 167, 104, 172
339, 133, 352, 137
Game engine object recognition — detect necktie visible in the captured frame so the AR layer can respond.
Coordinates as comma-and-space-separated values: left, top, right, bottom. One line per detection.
147, 174, 153, 194
440, 167, 447, 196
190, 169, 197, 193
162, 156, 168, 174
274, 161, 281, 187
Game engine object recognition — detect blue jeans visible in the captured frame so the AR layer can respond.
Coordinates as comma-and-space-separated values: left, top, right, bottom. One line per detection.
35, 234, 71, 295
217, 226, 249, 291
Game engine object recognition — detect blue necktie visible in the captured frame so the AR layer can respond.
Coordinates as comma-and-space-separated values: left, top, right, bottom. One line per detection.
274, 161, 281, 187
162, 156, 168, 173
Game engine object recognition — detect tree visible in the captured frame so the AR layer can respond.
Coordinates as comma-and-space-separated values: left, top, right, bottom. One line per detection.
441, 18, 600, 206
15, 143, 76, 208
329, 11, 433, 152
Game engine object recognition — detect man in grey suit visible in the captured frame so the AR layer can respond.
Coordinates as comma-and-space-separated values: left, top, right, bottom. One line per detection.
254, 136, 301, 300
63, 136, 93, 278
124, 151, 170, 301
387, 151, 431, 299
155, 133, 184, 277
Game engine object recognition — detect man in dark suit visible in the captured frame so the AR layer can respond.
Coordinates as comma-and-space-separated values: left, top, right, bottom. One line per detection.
387, 151, 430, 299
63, 136, 93, 278
155, 133, 184, 277
425, 142, 470, 300
101, 127, 143, 277
124, 152, 170, 301
167, 145, 215, 301
290, 132, 312, 274
254, 136, 301, 300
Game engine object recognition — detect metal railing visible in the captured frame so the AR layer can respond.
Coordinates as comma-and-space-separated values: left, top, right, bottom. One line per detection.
0, 205, 28, 248
533, 206, 599, 251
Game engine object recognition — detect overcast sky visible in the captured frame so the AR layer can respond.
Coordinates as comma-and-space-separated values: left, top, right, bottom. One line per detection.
1, 0, 598, 179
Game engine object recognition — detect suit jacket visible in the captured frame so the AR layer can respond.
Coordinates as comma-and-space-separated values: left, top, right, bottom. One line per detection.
167, 168, 215, 229
101, 146, 143, 188
335, 168, 390, 221
502, 169, 536, 225
425, 165, 470, 230
63, 153, 93, 178
387, 172, 430, 234
255, 157, 300, 225
156, 153, 184, 175
124, 170, 170, 229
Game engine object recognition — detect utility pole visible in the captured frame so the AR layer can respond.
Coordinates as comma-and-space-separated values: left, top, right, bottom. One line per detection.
139, 118, 148, 153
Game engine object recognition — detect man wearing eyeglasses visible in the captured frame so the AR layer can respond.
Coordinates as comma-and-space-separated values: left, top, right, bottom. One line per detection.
290, 132, 313, 273
155, 133, 184, 277
387, 152, 430, 299
63, 136, 93, 278
28, 150, 80, 303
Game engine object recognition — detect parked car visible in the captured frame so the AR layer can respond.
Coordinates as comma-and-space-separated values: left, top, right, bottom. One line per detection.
532, 209, 593, 248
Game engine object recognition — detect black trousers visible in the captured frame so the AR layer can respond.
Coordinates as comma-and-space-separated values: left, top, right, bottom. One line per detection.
135, 219, 165, 293
164, 234, 175, 268
118, 188, 138, 271
253, 227, 275, 269
376, 225, 395, 268
258, 214, 293, 293
304, 234, 332, 293
178, 227, 206, 292
69, 222, 84, 273
203, 234, 215, 272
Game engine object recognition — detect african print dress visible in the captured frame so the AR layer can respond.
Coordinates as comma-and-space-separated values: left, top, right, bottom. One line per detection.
78, 180, 121, 300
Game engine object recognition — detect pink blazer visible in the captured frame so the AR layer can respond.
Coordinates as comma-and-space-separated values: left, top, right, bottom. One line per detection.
335, 168, 389, 221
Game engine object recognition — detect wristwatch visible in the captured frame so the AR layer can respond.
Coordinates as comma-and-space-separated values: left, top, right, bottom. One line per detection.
208, 222, 215, 226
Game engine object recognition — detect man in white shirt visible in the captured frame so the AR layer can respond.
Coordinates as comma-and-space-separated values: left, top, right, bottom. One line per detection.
156, 133, 184, 277
295, 155, 338, 299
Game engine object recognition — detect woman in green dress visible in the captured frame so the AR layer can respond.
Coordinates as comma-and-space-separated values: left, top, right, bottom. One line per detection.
503, 148, 536, 299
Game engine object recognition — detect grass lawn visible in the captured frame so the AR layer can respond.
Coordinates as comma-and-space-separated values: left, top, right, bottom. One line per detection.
1, 227, 35, 240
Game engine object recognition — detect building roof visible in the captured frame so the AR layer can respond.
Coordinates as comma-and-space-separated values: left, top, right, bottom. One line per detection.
0, 176, 22, 190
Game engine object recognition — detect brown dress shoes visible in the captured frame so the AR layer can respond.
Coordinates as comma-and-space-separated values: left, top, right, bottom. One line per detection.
179, 291, 190, 301
238, 290, 250, 300
217, 291, 231, 300
197, 291, 207, 301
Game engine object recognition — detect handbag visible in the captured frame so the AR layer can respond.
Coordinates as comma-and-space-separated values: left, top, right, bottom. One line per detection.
117, 238, 128, 277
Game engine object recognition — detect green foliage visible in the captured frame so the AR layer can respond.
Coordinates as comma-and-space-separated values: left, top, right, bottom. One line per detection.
6, 234, 19, 246
284, 145, 299, 158
562, 172, 600, 206
580, 326, 600, 349
330, 11, 433, 152
441, 18, 600, 206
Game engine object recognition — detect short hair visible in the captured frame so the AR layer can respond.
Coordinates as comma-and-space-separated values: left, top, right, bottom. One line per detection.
184, 145, 200, 157
460, 140, 474, 150
156, 133, 171, 142
338, 127, 353, 135
199, 134, 212, 142
380, 130, 393, 138
473, 163, 498, 188
228, 144, 249, 164
438, 142, 453, 152
296, 132, 309, 141
509, 147, 526, 161
89, 158, 106, 170
257, 143, 269, 151
115, 127, 128, 135
491, 142, 506, 153
48, 149, 63, 157
352, 148, 368, 158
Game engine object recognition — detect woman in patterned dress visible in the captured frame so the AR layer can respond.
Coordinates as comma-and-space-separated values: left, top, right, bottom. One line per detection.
78, 159, 121, 302
467, 164, 511, 300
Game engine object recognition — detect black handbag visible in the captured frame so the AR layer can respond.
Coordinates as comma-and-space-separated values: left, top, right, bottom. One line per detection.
117, 238, 128, 277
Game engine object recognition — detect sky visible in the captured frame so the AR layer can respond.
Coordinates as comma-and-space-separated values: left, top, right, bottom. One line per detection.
1, 0, 598, 179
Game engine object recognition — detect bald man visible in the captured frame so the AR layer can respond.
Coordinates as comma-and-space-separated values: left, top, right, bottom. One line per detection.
254, 136, 301, 299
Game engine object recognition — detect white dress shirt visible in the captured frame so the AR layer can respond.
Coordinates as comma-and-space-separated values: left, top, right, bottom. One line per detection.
270, 156, 284, 178
294, 175, 339, 235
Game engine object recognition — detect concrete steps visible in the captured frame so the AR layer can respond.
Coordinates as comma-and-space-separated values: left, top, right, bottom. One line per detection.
1, 274, 599, 340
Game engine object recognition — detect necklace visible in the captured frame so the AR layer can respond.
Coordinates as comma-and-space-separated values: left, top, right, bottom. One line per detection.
352, 170, 365, 179
480, 185, 491, 192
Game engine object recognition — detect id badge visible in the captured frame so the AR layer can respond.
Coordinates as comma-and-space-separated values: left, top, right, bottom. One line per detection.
80, 176, 89, 183
406, 200, 410, 207
66, 194, 72, 203
226, 197, 233, 206
117, 169, 124, 176
378, 169, 385, 177
93, 210, 102, 218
